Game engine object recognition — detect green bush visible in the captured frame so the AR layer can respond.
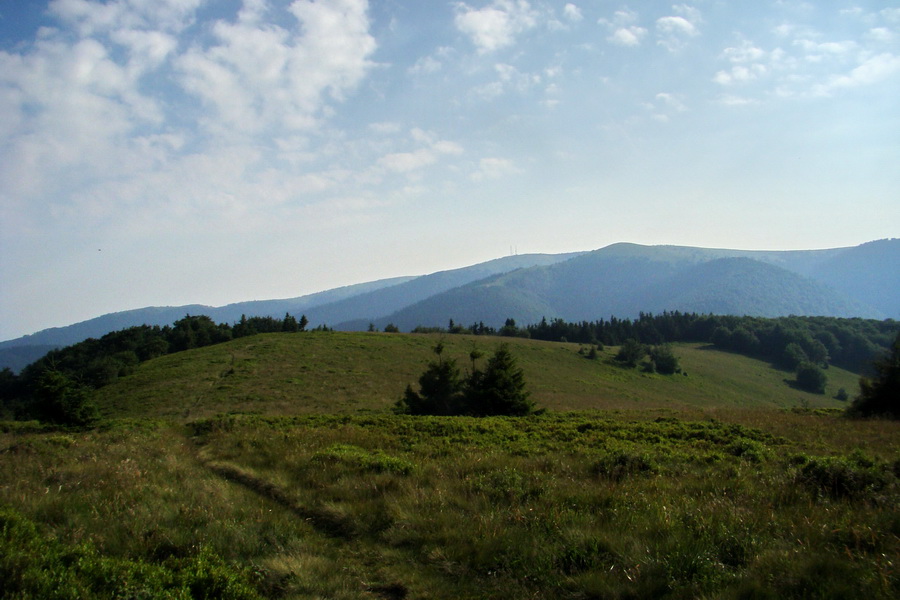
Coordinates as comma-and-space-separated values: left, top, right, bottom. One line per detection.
32, 370, 99, 426
794, 454, 894, 500
795, 362, 827, 394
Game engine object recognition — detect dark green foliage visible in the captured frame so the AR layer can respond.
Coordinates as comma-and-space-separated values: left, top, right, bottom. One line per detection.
780, 343, 809, 370
850, 331, 900, 418
399, 359, 465, 416
169, 315, 232, 352
397, 343, 535, 416
383, 323, 400, 333
32, 370, 99, 426
467, 344, 534, 416
7, 313, 314, 423
281, 313, 300, 332
793, 453, 895, 500
795, 362, 828, 394
0, 507, 262, 599
526, 313, 896, 375
615, 339, 647, 367
647, 344, 681, 374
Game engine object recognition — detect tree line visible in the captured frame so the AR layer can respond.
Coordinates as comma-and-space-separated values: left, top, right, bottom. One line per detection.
420, 313, 896, 376
2, 311, 896, 424
0, 313, 317, 423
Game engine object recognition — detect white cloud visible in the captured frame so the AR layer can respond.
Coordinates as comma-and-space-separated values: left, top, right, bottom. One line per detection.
454, 0, 538, 53
563, 4, 582, 22
377, 129, 464, 173
599, 8, 646, 47
866, 28, 894, 44
657, 17, 695, 36
713, 64, 768, 85
722, 41, 766, 64
409, 55, 442, 74
471, 157, 521, 181
49, 0, 204, 38
608, 26, 647, 47
176, 0, 377, 137
813, 53, 900, 95
655, 6, 701, 52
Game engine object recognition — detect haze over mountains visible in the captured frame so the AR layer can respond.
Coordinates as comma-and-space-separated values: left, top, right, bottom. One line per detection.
2, 239, 897, 372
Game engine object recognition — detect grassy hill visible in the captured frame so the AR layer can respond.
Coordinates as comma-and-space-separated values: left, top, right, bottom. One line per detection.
3, 332, 897, 600
92, 331, 860, 420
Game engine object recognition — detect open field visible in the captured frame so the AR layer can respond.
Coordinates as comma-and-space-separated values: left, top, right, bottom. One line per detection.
2, 332, 896, 599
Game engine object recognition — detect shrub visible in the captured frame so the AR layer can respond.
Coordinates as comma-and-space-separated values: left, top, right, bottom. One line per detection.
648, 344, 681, 375
32, 370, 100, 426
794, 454, 893, 500
795, 362, 827, 394
615, 339, 646, 368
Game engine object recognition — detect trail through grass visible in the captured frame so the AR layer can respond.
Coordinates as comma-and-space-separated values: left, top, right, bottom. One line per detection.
2, 411, 898, 599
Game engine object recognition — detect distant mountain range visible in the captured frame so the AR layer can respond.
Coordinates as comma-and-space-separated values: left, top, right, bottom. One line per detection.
2, 239, 897, 372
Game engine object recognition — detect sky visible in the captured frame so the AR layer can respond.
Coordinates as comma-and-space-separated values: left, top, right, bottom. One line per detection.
1, 0, 898, 341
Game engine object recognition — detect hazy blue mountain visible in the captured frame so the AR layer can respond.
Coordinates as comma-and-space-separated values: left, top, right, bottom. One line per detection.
363, 243, 890, 331
317, 253, 583, 330
805, 239, 900, 318
0, 254, 580, 370
3, 240, 895, 372
639, 258, 872, 317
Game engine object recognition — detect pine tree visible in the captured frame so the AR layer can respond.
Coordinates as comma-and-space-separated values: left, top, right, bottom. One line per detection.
467, 344, 534, 416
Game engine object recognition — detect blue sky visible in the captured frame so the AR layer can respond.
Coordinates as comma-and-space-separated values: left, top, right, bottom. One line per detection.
1, 0, 898, 341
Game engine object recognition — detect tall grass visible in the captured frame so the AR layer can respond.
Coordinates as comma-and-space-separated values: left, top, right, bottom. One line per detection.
3, 412, 897, 598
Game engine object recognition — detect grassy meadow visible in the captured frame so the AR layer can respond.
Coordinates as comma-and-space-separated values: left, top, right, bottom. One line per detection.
2, 332, 897, 599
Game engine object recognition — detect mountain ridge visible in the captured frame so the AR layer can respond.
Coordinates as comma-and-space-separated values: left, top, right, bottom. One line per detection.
2, 239, 897, 372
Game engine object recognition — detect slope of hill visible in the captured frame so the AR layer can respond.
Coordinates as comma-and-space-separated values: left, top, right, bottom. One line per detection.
91, 331, 859, 420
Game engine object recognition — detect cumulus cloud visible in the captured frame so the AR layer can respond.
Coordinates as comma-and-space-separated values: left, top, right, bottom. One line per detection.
454, 0, 538, 53
812, 53, 900, 95
656, 5, 701, 52
597, 9, 647, 48
563, 4, 583, 22
0, 0, 380, 231
609, 26, 647, 47
177, 0, 377, 137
